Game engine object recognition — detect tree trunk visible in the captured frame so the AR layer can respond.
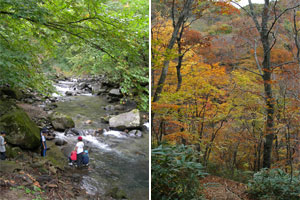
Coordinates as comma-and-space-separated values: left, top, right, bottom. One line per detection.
153, 0, 193, 102
176, 55, 184, 91
248, 0, 275, 168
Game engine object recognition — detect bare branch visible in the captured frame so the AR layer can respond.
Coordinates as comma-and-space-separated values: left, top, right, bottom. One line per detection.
171, 0, 176, 28
254, 39, 263, 75
230, 1, 253, 18
271, 61, 296, 69
240, 66, 263, 77
267, 3, 300, 37
66, 17, 120, 28
266, 31, 277, 54
248, 0, 261, 32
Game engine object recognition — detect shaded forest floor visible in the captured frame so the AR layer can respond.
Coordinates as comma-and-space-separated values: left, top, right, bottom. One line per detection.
201, 175, 250, 200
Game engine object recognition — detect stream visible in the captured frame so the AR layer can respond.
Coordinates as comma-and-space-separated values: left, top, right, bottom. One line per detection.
52, 80, 149, 200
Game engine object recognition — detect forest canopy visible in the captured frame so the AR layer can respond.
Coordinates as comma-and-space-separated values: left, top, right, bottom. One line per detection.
152, 0, 300, 199
0, 0, 149, 109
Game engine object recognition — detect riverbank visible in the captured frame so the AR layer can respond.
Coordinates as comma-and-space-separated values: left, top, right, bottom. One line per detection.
0, 76, 149, 200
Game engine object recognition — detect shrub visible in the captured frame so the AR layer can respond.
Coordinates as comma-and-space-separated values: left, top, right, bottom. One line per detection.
206, 162, 254, 183
247, 168, 300, 200
151, 145, 207, 200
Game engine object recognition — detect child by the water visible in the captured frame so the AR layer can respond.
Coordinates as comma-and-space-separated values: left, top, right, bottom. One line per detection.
68, 150, 77, 165
75, 136, 84, 166
82, 150, 89, 166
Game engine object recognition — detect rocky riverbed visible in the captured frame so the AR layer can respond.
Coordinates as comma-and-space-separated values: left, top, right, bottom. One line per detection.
0, 76, 149, 200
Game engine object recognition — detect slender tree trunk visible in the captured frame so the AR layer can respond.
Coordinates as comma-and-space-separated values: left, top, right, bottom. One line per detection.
176, 55, 184, 91
248, 0, 275, 168
254, 144, 258, 171
153, 0, 193, 102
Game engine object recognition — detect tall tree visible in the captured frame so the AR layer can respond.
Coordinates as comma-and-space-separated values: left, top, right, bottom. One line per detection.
232, 0, 300, 168
152, 0, 194, 102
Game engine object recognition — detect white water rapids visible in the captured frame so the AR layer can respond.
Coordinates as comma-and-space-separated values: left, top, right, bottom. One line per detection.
52, 80, 149, 199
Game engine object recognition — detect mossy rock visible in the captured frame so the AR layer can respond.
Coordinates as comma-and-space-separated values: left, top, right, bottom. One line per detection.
0, 101, 40, 149
46, 141, 66, 170
0, 87, 23, 100
0, 100, 18, 116
50, 112, 75, 131
106, 187, 128, 199
6, 145, 22, 158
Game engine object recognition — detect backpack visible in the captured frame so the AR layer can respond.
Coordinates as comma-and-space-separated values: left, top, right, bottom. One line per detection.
70, 150, 77, 161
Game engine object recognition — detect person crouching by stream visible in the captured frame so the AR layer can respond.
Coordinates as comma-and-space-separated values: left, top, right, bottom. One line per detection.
68, 149, 77, 166
40, 128, 48, 157
82, 150, 89, 166
0, 131, 7, 160
75, 136, 84, 167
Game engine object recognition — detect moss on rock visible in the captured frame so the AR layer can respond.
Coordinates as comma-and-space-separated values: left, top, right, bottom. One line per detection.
46, 141, 67, 170
6, 145, 22, 158
0, 100, 40, 149
50, 112, 75, 131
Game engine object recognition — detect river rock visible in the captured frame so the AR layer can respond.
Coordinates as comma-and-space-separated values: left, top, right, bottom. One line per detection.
85, 120, 92, 124
141, 123, 149, 132
128, 130, 142, 138
96, 89, 107, 95
65, 91, 73, 96
51, 112, 75, 131
78, 82, 87, 90
91, 84, 102, 95
109, 89, 122, 97
115, 104, 125, 111
104, 105, 115, 111
0, 100, 40, 149
24, 98, 34, 104
101, 115, 110, 124
55, 138, 68, 146
65, 128, 81, 136
109, 109, 141, 130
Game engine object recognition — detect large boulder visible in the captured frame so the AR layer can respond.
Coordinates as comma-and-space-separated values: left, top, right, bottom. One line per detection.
50, 112, 75, 131
109, 109, 141, 130
46, 141, 67, 170
0, 101, 40, 149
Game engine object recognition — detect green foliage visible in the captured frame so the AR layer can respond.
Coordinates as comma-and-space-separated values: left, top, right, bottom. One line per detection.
206, 162, 254, 183
208, 23, 232, 35
152, 144, 207, 200
11, 185, 44, 200
0, 0, 148, 107
247, 168, 300, 200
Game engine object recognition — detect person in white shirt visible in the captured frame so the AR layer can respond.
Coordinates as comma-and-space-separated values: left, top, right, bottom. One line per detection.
0, 131, 7, 160
75, 136, 84, 166
40, 128, 48, 157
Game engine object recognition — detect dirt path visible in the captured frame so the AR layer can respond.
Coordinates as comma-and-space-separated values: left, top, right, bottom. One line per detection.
201, 175, 250, 200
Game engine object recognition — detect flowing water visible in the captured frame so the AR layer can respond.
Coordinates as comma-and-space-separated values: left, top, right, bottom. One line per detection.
52, 80, 149, 200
